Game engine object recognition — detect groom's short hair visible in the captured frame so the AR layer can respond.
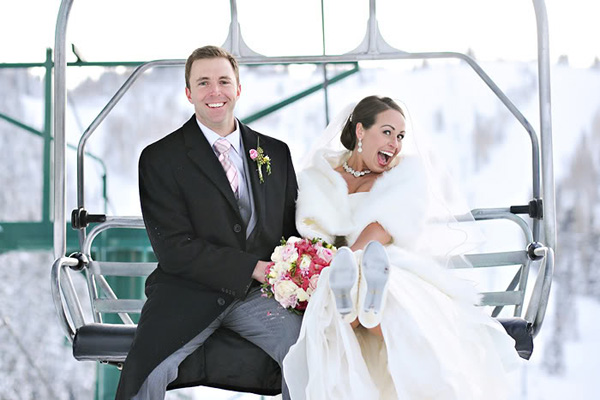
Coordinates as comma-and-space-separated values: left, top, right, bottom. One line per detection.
185, 45, 240, 89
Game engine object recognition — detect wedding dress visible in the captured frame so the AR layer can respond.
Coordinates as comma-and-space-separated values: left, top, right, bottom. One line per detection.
282, 149, 521, 400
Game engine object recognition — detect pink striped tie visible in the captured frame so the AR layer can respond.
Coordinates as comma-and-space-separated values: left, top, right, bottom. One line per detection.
214, 138, 239, 197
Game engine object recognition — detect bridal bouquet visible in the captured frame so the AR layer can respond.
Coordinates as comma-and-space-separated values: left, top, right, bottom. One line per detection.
262, 236, 336, 313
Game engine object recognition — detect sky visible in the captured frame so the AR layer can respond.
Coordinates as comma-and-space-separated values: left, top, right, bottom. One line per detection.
1, 0, 598, 68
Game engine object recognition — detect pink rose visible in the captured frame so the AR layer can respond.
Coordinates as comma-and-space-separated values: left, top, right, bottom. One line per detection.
282, 243, 298, 262
249, 149, 259, 160
307, 274, 320, 295
317, 246, 334, 264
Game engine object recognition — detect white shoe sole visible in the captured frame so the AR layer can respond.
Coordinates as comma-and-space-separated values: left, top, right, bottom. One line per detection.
359, 241, 390, 328
329, 247, 358, 317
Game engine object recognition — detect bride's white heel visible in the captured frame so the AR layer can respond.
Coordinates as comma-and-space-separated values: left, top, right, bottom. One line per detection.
359, 240, 390, 328
329, 246, 359, 322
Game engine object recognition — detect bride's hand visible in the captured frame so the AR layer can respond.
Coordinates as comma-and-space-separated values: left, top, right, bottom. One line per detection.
251, 260, 271, 283
350, 222, 392, 251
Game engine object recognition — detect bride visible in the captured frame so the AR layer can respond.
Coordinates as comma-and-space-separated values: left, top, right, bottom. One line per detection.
282, 95, 521, 399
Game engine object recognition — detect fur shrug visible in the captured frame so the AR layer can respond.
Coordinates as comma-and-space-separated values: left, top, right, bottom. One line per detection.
296, 150, 429, 249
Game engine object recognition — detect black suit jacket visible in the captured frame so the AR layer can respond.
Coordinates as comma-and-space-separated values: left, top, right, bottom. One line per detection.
116, 116, 298, 398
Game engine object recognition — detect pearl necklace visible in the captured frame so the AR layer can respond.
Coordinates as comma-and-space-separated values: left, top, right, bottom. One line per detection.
343, 161, 371, 178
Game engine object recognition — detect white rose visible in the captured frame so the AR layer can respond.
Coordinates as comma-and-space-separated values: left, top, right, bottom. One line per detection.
271, 246, 284, 263
269, 261, 290, 279
296, 288, 309, 302
274, 280, 299, 306
299, 254, 311, 271
285, 236, 302, 245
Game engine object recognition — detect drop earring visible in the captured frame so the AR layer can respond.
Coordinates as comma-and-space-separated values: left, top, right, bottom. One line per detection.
357, 138, 363, 153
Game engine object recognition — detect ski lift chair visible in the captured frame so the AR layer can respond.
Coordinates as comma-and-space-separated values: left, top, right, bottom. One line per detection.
51, 0, 556, 395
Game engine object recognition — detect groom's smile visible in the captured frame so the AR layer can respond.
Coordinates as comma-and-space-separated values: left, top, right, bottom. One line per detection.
185, 57, 241, 137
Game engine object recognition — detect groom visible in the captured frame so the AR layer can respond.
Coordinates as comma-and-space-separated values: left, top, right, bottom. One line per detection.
116, 46, 302, 399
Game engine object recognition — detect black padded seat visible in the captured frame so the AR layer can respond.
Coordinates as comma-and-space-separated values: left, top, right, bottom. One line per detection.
73, 323, 135, 362
497, 317, 534, 360
72, 316, 532, 393
73, 323, 282, 395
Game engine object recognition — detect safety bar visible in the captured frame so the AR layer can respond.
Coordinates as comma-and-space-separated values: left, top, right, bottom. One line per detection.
82, 216, 146, 255
471, 208, 534, 244
525, 245, 554, 337
51, 256, 85, 342
73, 53, 541, 226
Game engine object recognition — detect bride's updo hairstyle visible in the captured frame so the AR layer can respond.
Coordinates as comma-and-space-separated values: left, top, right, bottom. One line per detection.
340, 95, 405, 151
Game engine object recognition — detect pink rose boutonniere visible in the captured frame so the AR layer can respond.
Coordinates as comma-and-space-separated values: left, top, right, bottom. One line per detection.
249, 139, 272, 183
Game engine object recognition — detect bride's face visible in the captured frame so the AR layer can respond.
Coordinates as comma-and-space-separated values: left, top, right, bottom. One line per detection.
357, 109, 406, 173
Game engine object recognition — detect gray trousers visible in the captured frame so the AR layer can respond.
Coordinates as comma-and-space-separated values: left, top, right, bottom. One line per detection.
132, 287, 303, 400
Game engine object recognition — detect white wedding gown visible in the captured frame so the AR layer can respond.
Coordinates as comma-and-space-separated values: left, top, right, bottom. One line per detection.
283, 151, 522, 400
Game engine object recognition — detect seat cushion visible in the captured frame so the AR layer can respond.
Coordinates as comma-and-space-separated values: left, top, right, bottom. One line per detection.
497, 317, 534, 359
73, 323, 281, 395
73, 323, 135, 362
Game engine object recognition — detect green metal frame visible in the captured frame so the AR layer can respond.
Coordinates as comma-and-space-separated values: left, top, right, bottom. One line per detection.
0, 49, 108, 252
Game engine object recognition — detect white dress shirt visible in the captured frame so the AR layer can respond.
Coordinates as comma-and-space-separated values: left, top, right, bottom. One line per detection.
196, 119, 257, 237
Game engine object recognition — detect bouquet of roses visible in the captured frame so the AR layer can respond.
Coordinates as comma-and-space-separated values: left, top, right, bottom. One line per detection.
262, 236, 336, 313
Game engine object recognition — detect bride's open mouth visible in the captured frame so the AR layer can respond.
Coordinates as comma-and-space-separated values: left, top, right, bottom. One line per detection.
377, 150, 394, 166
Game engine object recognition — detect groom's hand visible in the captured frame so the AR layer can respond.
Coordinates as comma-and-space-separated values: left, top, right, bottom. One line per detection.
251, 260, 270, 283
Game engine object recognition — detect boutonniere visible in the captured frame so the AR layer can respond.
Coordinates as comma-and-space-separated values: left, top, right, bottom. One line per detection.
249, 138, 272, 183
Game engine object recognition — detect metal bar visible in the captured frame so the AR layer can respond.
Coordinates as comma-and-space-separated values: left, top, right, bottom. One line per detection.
53, 0, 74, 259
76, 60, 181, 211
94, 299, 146, 314
92, 261, 156, 277
0, 110, 105, 167
50, 257, 79, 341
85, 268, 102, 323
515, 260, 532, 316
67, 61, 144, 67
82, 217, 146, 256
0, 62, 48, 68
491, 269, 522, 317
61, 266, 87, 328
0, 112, 43, 135
533, 0, 556, 249
239, 52, 542, 199
525, 246, 554, 337
463, 251, 528, 268
43, 49, 53, 223
95, 275, 135, 324
470, 208, 534, 244
75, 50, 540, 215
320, 0, 330, 126
242, 64, 359, 125
51, 256, 86, 341
480, 291, 524, 307
0, 60, 148, 69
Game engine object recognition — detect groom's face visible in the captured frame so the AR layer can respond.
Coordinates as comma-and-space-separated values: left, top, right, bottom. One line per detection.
185, 57, 241, 136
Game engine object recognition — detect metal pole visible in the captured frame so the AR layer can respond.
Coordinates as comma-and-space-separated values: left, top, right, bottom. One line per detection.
320, 0, 330, 126
53, 0, 74, 259
532, 0, 556, 251
77, 60, 181, 211
43, 48, 53, 223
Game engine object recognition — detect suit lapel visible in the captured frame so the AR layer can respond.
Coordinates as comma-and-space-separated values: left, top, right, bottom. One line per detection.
240, 123, 266, 230
183, 116, 241, 215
